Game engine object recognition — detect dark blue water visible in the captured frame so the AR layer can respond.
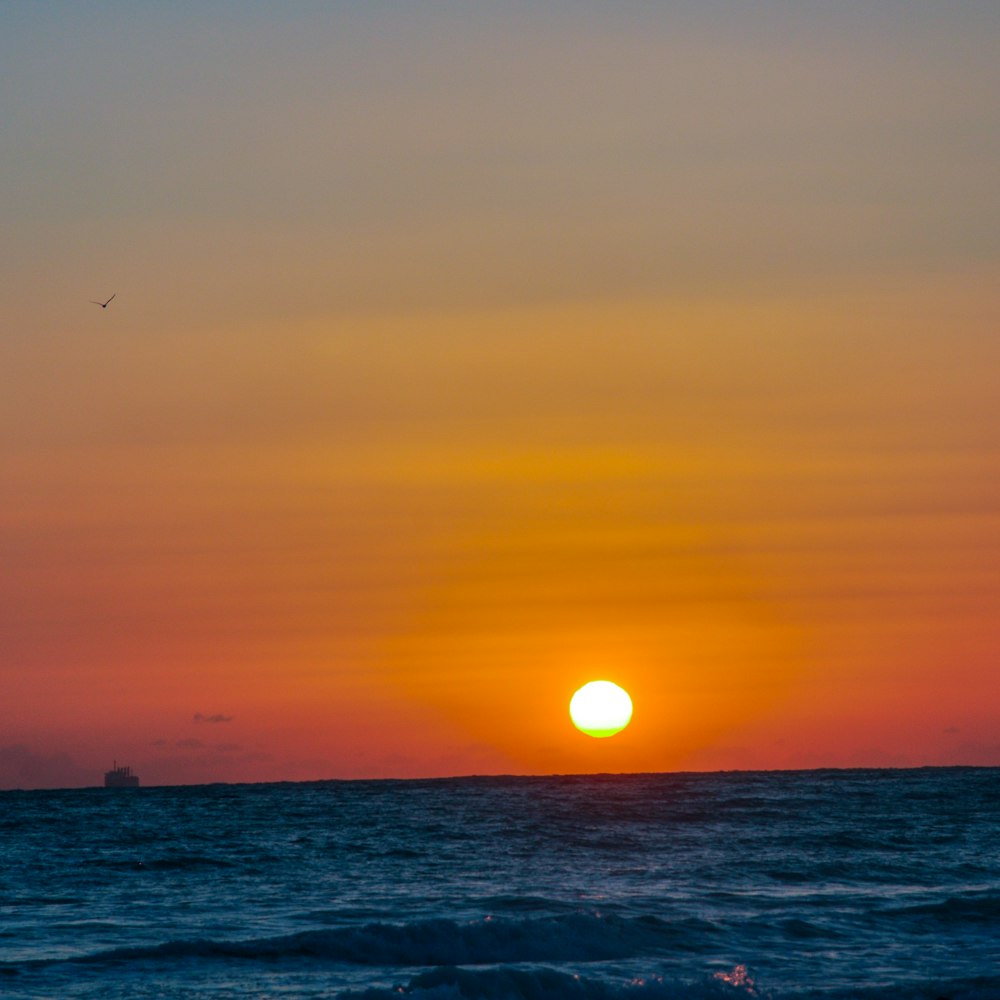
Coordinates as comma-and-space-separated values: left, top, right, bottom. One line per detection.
2, 769, 999, 999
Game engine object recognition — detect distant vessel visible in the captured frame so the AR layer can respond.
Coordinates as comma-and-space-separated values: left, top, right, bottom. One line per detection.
104, 762, 140, 788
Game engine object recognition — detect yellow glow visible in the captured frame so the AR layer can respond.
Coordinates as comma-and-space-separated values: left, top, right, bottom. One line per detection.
569, 680, 633, 738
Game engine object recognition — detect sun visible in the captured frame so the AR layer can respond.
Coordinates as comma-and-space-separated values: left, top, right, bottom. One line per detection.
569, 680, 633, 738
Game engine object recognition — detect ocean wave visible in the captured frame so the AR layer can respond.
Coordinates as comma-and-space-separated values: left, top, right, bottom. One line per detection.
341, 964, 763, 1000
63, 912, 720, 968
478, 895, 580, 914
886, 892, 1000, 923
0, 896, 83, 907
356, 966, 1000, 1000
83, 855, 238, 872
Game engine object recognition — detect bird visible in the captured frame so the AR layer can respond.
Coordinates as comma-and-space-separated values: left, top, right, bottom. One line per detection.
90, 293, 116, 309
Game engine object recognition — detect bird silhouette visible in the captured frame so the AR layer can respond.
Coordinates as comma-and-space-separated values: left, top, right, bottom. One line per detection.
90, 293, 116, 309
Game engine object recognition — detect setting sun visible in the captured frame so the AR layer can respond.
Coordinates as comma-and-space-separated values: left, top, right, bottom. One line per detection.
569, 681, 633, 738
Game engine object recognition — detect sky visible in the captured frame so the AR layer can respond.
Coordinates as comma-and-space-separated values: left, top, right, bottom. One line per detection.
2, 2, 998, 788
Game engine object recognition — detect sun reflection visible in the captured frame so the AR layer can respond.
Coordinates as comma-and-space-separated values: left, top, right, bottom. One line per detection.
713, 965, 756, 993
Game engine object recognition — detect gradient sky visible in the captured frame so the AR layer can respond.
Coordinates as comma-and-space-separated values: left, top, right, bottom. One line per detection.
2, 2, 998, 788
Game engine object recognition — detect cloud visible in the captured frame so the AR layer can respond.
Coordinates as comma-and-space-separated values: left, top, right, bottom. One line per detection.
194, 713, 233, 724
0, 744, 93, 790
175, 738, 205, 749
953, 741, 1000, 766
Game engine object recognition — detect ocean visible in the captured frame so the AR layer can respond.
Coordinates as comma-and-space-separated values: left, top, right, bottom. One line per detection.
1, 768, 998, 1000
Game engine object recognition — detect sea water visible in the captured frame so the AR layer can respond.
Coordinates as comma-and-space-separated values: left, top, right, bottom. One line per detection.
1, 768, 998, 1000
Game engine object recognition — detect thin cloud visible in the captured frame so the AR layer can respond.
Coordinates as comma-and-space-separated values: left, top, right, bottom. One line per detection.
0, 744, 93, 790
194, 713, 234, 724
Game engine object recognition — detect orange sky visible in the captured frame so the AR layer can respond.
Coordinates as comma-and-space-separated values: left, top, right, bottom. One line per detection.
2, 4, 998, 787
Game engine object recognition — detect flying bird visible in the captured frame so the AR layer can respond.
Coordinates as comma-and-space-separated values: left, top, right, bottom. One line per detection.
90, 293, 116, 309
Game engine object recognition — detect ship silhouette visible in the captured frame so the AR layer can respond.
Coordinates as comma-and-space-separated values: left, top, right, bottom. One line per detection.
104, 762, 140, 788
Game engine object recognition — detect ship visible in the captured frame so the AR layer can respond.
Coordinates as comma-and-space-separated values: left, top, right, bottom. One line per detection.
104, 762, 140, 788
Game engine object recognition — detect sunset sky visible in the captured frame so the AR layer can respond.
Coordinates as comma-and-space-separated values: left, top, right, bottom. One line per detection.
2, 3, 998, 788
